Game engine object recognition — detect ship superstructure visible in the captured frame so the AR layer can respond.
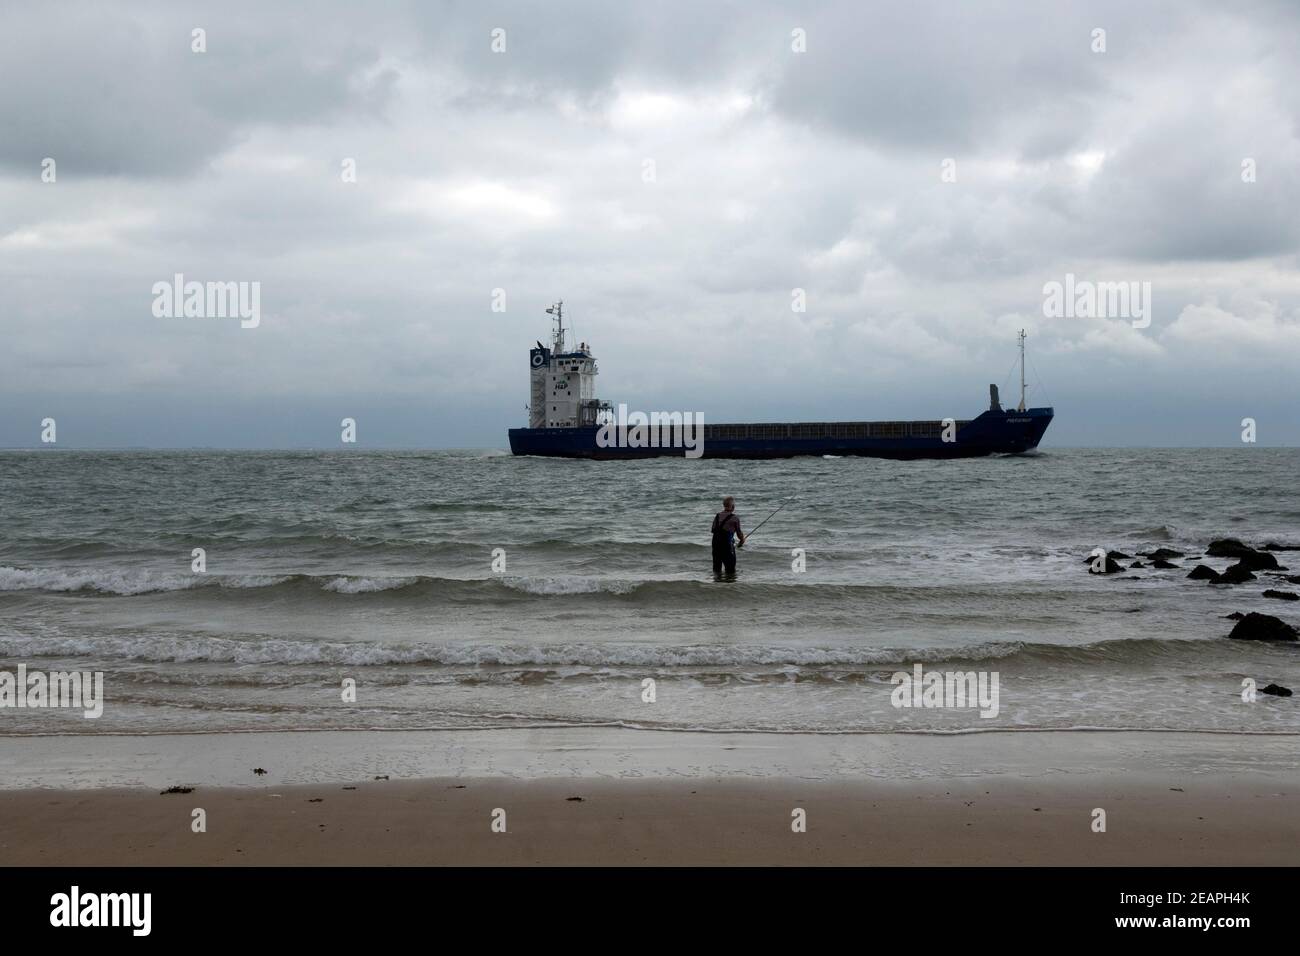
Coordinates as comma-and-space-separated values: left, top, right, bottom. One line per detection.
527, 301, 612, 429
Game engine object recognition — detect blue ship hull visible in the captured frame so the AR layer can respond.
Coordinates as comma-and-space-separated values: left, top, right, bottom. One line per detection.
509, 407, 1053, 459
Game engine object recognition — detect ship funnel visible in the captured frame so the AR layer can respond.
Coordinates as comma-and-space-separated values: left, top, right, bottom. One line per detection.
989, 384, 1002, 412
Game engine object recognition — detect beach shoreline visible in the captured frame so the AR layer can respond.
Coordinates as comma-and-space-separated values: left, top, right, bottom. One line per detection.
1, 729, 1295, 865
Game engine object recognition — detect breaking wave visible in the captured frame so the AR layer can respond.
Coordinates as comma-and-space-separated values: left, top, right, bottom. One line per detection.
0, 631, 1248, 670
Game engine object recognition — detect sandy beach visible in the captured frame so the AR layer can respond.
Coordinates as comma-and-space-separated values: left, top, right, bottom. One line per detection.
2, 729, 1295, 866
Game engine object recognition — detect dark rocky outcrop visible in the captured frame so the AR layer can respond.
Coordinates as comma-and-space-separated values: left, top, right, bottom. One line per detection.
1217, 563, 1257, 584
1140, 548, 1185, 560
1202, 538, 1281, 570
1224, 612, 1245, 620
1151, 559, 1179, 569
1264, 542, 1300, 551
1129, 560, 1145, 568
1207, 538, 1255, 558
1236, 551, 1282, 571
1187, 565, 1220, 581
1261, 683, 1294, 697
1263, 590, 1299, 601
1084, 550, 1126, 574
1228, 612, 1299, 642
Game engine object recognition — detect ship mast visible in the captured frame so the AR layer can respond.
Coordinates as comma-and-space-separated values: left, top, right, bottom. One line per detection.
1017, 329, 1027, 412
546, 300, 565, 354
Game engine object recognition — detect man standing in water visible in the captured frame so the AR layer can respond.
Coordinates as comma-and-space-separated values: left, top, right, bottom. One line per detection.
711, 496, 745, 578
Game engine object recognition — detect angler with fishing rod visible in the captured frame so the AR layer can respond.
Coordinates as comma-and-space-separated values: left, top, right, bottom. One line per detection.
710, 496, 793, 579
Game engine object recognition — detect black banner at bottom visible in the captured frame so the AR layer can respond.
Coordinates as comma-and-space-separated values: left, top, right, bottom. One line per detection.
0, 866, 1290, 941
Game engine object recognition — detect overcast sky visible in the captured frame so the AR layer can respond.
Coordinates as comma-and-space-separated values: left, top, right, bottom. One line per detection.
2, 0, 1299, 448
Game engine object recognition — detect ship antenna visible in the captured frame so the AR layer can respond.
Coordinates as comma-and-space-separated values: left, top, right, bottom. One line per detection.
1018, 329, 1027, 412
545, 300, 565, 354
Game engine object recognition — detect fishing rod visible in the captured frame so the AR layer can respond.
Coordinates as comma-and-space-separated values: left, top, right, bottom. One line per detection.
740, 497, 796, 546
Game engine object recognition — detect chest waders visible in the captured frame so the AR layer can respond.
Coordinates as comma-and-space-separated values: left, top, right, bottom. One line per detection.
711, 511, 737, 576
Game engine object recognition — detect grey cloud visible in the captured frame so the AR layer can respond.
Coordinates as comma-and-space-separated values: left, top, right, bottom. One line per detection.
0, 1, 396, 176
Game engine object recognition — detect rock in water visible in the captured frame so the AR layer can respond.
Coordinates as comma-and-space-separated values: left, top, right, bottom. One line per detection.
1217, 563, 1257, 584
1228, 613, 1299, 642
1206, 539, 1242, 556
1084, 550, 1127, 574
1235, 550, 1281, 571
1207, 538, 1255, 558
1264, 542, 1300, 552
1086, 548, 1128, 564
1261, 684, 1294, 697
1224, 612, 1245, 620
1202, 538, 1282, 570
1151, 559, 1179, 569
1129, 561, 1145, 568
1141, 548, 1185, 560
1187, 565, 1220, 581
1263, 590, 1299, 601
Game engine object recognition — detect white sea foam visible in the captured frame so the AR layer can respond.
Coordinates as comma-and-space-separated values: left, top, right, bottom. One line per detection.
0, 565, 654, 598
499, 576, 641, 595
0, 566, 290, 595
0, 566, 198, 595
0, 631, 1028, 668
322, 575, 419, 593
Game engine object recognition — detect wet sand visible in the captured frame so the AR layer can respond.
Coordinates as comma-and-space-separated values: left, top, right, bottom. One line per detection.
0, 729, 1296, 865
1, 774, 1296, 865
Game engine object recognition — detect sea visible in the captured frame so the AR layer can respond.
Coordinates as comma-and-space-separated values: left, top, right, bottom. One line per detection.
1, 448, 1297, 738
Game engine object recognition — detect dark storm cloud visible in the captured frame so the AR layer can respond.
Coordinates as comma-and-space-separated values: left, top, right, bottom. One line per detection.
0, 1, 396, 176
767, 0, 1112, 155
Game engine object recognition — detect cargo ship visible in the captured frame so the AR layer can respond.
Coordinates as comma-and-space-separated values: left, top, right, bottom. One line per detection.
507, 302, 1053, 460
